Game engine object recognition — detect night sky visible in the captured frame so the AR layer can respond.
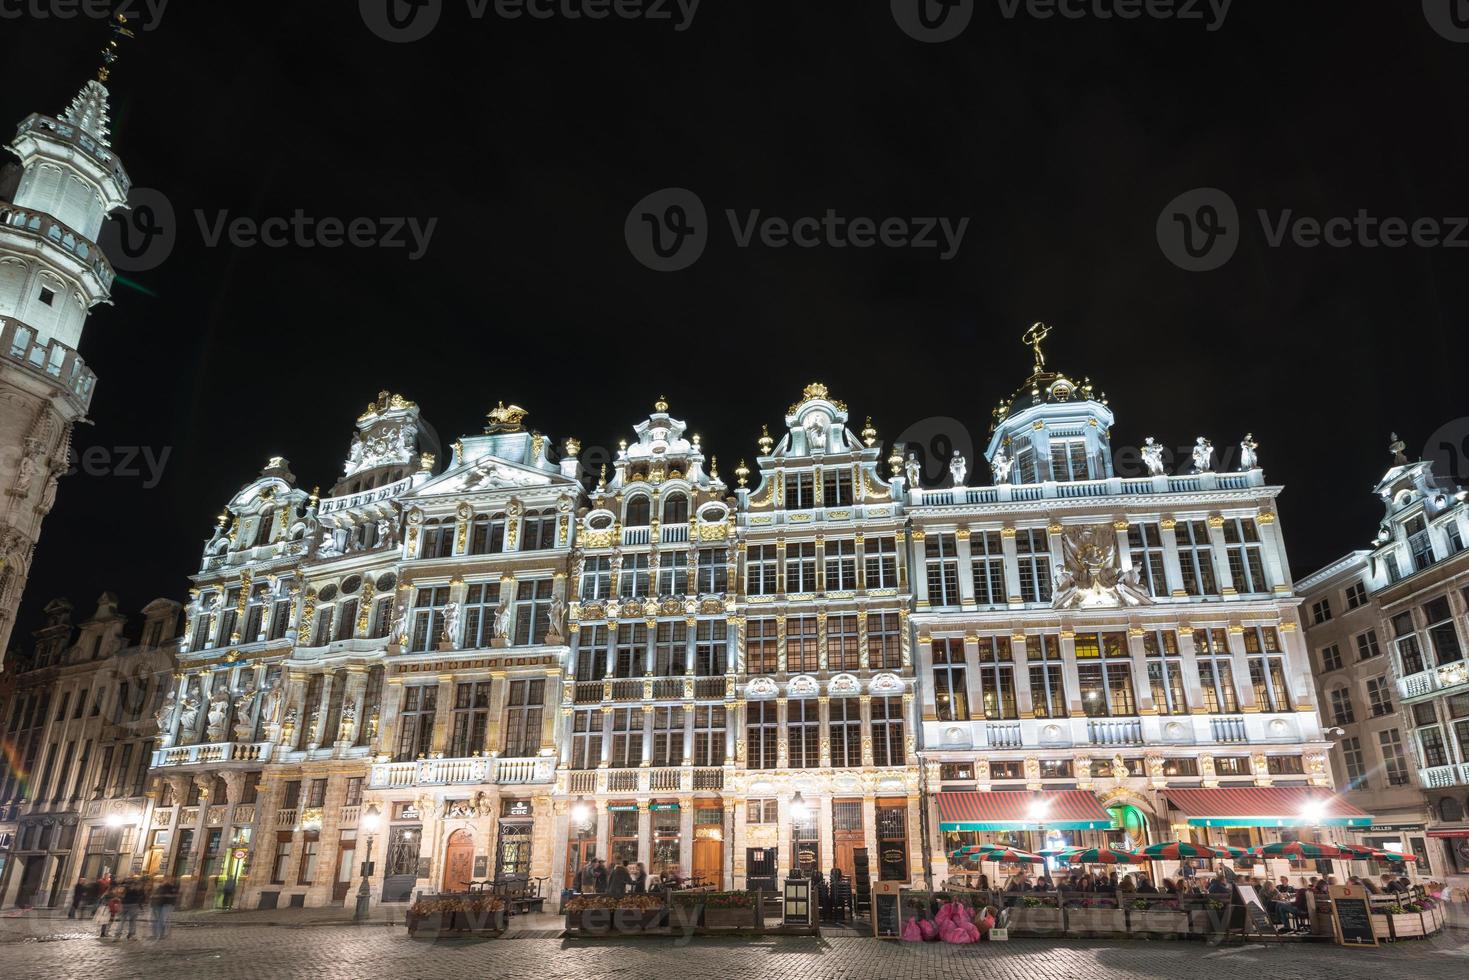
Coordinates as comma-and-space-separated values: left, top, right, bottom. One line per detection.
4, 3, 1468, 639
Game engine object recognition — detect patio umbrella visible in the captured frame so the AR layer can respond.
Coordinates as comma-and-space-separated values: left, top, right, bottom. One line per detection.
1056, 846, 1149, 864
1333, 843, 1418, 862
948, 844, 1044, 863
1136, 841, 1237, 860
1250, 841, 1351, 860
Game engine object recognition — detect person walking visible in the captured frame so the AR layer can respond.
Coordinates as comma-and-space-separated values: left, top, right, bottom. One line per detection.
150, 877, 179, 940
69, 877, 90, 918
605, 860, 631, 897
117, 877, 146, 941
96, 887, 121, 938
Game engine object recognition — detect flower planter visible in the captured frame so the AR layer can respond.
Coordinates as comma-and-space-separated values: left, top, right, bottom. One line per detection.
668, 902, 701, 933
1128, 910, 1188, 936
405, 900, 506, 937
1008, 907, 1064, 935
704, 906, 757, 930
566, 909, 615, 935
612, 908, 665, 933
1386, 912, 1425, 939
1066, 907, 1126, 935
1187, 906, 1228, 936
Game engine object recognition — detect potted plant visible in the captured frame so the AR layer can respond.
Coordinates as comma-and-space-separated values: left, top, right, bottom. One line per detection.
700, 890, 757, 930
1127, 897, 1187, 937
405, 894, 507, 937
563, 894, 618, 935
612, 893, 667, 932
1007, 895, 1063, 935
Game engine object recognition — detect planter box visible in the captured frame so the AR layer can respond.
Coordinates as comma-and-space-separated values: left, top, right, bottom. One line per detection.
668, 903, 700, 934
1128, 910, 1189, 936
406, 908, 506, 937
1066, 907, 1127, 935
1188, 908, 1228, 936
1370, 914, 1392, 940
566, 909, 615, 935
704, 907, 757, 930
1387, 912, 1425, 939
1008, 907, 1064, 935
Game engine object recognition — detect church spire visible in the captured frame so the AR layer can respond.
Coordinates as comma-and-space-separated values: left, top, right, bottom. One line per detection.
59, 80, 113, 148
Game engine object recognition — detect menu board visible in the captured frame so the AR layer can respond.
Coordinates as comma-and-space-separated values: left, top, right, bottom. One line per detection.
873, 881, 903, 939
1327, 885, 1378, 947
1234, 885, 1274, 937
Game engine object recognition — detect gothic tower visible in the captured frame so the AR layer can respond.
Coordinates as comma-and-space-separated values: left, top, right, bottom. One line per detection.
0, 51, 133, 661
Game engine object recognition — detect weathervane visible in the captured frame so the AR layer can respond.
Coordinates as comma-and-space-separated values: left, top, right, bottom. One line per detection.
1022, 321, 1052, 375
97, 13, 136, 83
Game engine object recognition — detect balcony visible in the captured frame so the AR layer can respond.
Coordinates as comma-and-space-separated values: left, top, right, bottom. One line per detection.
607, 770, 640, 793
1398, 661, 1469, 702
276, 807, 298, 828
568, 770, 597, 794
234, 804, 256, 825
693, 768, 725, 791
339, 805, 360, 827
1087, 719, 1143, 746
1210, 717, 1248, 743
1, 316, 96, 410
910, 469, 1265, 508
1419, 764, 1469, 789
367, 755, 554, 789
986, 723, 1024, 749
153, 741, 274, 768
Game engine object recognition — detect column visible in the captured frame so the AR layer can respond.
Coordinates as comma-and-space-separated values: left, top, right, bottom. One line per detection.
339, 668, 369, 748
723, 800, 737, 890
429, 675, 455, 754
916, 631, 938, 721
724, 702, 738, 765
1256, 512, 1290, 593
1059, 633, 1083, 715
678, 796, 694, 879
684, 617, 697, 675
378, 677, 405, 756
1001, 528, 1022, 604
559, 708, 575, 767
637, 801, 651, 867
776, 615, 787, 673
1226, 626, 1256, 710
599, 707, 614, 767
815, 534, 826, 593
817, 609, 829, 671
955, 528, 975, 607
1176, 628, 1205, 712
776, 698, 789, 768
1206, 516, 1235, 595
819, 696, 832, 767
640, 705, 654, 767
911, 530, 929, 608
1009, 633, 1033, 716
682, 707, 694, 767
485, 672, 511, 756
860, 695, 874, 766
857, 611, 870, 671
1129, 630, 1153, 713
540, 668, 561, 753
1159, 519, 1186, 597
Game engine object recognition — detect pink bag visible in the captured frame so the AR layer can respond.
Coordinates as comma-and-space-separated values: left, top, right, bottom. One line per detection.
901, 917, 924, 942
918, 918, 938, 941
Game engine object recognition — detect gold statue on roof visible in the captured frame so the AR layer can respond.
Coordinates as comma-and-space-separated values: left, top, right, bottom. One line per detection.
1023, 321, 1052, 375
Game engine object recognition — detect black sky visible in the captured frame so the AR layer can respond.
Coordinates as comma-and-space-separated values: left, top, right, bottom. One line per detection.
4, 3, 1468, 637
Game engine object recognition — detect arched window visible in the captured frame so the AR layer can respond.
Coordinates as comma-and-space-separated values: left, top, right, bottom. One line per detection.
662, 493, 688, 524
625, 495, 651, 527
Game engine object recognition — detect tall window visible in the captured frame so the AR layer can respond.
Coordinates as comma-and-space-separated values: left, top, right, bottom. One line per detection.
569, 709, 601, 769
864, 537, 898, 589
1194, 628, 1239, 713
824, 539, 857, 591
828, 614, 859, 671
1379, 728, 1411, 785
662, 494, 689, 524
1424, 597, 1463, 666
650, 706, 684, 767
1341, 736, 1368, 789
786, 542, 817, 592
659, 551, 688, 596
823, 468, 854, 506
746, 701, 778, 769
784, 472, 815, 510
976, 636, 1017, 719
829, 698, 861, 767
695, 547, 728, 594
1329, 688, 1355, 726
420, 517, 454, 559
788, 700, 820, 768
1027, 634, 1067, 718
1015, 528, 1051, 603
1176, 521, 1219, 596
1128, 524, 1168, 596
619, 554, 650, 598
614, 623, 647, 678
1366, 676, 1394, 717
409, 586, 452, 653
217, 589, 240, 646
394, 684, 437, 761
1243, 626, 1291, 712
747, 619, 778, 674
1407, 515, 1434, 571
1048, 438, 1090, 481
924, 533, 959, 606
581, 556, 611, 601
747, 546, 778, 595
1355, 630, 1382, 660
1320, 644, 1343, 672
462, 582, 501, 649
871, 697, 904, 767
1145, 630, 1187, 715
625, 496, 651, 527
695, 621, 727, 675
970, 530, 1006, 605
932, 639, 969, 721
1013, 435, 1038, 484
513, 579, 553, 645
468, 513, 506, 555
1393, 611, 1425, 674
1074, 631, 1136, 717
1450, 693, 1469, 762
608, 708, 642, 768
1222, 518, 1268, 594
787, 616, 819, 673
576, 625, 610, 682
1344, 582, 1368, 609
868, 612, 902, 669
502, 679, 544, 757
692, 706, 724, 766
449, 681, 491, 757
653, 621, 686, 676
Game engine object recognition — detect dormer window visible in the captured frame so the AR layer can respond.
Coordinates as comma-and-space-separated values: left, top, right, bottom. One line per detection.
625, 495, 651, 527
662, 493, 688, 524
1406, 516, 1434, 571
784, 472, 815, 510
1048, 438, 1090, 482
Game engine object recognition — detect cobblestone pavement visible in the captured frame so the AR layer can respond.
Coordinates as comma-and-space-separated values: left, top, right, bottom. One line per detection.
2, 924, 1468, 980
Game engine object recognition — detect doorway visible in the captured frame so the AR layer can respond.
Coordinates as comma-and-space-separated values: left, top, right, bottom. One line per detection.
494, 821, 531, 882
442, 829, 474, 893
832, 799, 864, 879
333, 834, 356, 902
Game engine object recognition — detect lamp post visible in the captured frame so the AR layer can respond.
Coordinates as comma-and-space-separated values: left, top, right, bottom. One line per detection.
1301, 800, 1330, 883
355, 805, 381, 923
1027, 798, 1051, 878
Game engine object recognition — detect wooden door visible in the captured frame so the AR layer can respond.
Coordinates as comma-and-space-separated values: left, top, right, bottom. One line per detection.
333, 840, 356, 902
831, 799, 864, 880
692, 837, 722, 888
442, 830, 474, 893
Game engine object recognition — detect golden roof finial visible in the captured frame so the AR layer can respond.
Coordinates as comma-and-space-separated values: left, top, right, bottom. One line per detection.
597, 464, 608, 490
709, 456, 719, 480
757, 425, 774, 455
486, 401, 528, 433
861, 417, 877, 448
97, 13, 136, 83
1022, 321, 1052, 376
655, 395, 669, 412
735, 459, 750, 488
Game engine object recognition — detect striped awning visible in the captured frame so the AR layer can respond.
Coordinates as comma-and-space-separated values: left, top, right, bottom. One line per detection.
936, 790, 1112, 831
1164, 787, 1372, 828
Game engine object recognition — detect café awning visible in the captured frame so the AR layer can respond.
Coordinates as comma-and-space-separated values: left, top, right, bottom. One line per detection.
936, 790, 1112, 831
1164, 787, 1372, 828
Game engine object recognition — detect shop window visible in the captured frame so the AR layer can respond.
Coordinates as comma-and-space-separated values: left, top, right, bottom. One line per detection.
651, 806, 680, 876
610, 807, 640, 866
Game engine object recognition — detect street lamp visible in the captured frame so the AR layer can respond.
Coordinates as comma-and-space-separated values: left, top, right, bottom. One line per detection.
1027, 798, 1051, 875
790, 791, 810, 820
570, 795, 590, 824
354, 804, 381, 923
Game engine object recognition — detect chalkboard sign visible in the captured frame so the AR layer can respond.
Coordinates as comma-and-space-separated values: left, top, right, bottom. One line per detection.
1328, 885, 1378, 947
873, 881, 903, 939
1234, 885, 1274, 937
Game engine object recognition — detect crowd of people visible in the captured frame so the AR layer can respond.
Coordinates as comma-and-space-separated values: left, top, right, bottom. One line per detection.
571, 859, 653, 896
67, 874, 182, 940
